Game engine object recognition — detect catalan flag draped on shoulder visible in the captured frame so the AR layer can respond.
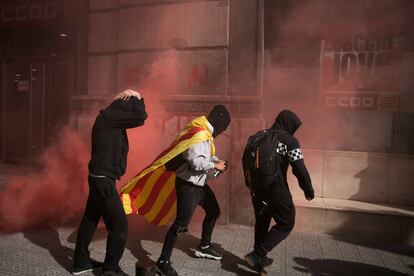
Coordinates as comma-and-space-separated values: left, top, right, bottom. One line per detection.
120, 116, 215, 226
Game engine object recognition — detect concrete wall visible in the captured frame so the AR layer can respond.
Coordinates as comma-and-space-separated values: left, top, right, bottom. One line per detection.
286, 150, 414, 206
84, 0, 262, 225
261, 0, 414, 210
81, 0, 414, 227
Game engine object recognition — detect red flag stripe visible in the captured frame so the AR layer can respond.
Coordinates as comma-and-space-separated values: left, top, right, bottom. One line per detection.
150, 189, 177, 225
138, 170, 174, 216
129, 169, 155, 199
126, 127, 204, 198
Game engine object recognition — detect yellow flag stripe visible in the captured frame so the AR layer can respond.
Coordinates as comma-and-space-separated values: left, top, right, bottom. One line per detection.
143, 173, 176, 222
134, 167, 164, 209
158, 201, 178, 226
122, 194, 133, 214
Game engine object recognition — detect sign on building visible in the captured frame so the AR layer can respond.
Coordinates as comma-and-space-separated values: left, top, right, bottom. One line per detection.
0, 0, 75, 27
321, 32, 401, 111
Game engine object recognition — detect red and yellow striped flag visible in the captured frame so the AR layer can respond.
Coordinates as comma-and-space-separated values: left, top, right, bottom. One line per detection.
120, 116, 215, 225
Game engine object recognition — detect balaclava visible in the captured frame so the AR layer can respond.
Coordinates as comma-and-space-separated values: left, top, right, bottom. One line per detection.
207, 105, 231, 137
271, 109, 302, 135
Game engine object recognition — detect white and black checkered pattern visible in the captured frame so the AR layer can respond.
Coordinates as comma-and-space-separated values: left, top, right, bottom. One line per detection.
276, 142, 288, 156
287, 148, 303, 162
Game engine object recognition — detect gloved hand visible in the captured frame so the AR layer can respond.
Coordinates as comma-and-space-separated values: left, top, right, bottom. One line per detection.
305, 192, 314, 201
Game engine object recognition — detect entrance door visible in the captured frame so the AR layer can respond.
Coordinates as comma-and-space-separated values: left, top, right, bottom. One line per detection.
4, 58, 72, 163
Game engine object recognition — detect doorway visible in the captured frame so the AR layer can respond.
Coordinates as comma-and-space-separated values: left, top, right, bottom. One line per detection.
1, 57, 73, 164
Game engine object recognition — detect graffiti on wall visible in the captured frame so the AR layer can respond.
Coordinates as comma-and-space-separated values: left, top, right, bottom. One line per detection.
321, 33, 401, 111
124, 63, 221, 94
188, 65, 219, 89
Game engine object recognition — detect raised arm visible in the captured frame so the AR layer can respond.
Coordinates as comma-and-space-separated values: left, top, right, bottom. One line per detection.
105, 90, 148, 129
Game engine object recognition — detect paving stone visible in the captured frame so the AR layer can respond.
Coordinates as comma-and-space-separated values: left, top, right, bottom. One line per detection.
1, 224, 413, 276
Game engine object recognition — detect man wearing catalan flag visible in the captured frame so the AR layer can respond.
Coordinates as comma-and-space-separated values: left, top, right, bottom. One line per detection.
120, 105, 231, 276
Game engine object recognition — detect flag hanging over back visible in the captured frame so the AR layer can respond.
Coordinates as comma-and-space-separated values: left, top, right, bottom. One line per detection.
120, 116, 215, 226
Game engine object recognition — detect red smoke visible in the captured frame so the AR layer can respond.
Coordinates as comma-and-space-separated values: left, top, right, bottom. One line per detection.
122, 50, 182, 182
0, 127, 89, 232
0, 51, 181, 233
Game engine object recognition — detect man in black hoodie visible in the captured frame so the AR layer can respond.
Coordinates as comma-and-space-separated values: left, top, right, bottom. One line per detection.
73, 89, 147, 276
244, 110, 314, 274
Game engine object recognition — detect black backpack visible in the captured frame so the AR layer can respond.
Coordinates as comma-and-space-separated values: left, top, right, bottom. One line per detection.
242, 129, 284, 190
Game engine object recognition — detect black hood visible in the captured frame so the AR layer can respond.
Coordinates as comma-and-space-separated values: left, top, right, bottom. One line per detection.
107, 97, 141, 112
271, 110, 302, 135
207, 105, 231, 137
108, 97, 139, 112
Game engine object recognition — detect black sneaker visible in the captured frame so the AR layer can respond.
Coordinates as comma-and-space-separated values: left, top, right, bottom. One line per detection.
72, 261, 103, 275
245, 252, 268, 275
102, 269, 129, 276
262, 256, 273, 267
245, 251, 273, 267
195, 245, 223, 260
155, 259, 178, 276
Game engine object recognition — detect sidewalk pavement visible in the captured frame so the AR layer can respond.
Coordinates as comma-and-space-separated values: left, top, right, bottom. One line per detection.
0, 162, 413, 275
0, 215, 413, 276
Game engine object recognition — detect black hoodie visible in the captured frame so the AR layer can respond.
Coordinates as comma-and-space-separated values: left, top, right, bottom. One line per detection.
271, 110, 314, 199
88, 97, 148, 180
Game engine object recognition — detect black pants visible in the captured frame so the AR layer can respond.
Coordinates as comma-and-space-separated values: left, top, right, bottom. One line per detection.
252, 185, 295, 257
159, 177, 220, 261
74, 176, 128, 271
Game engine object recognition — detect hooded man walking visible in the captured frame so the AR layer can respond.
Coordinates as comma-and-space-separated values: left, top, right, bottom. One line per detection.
153, 105, 231, 276
120, 104, 230, 276
73, 89, 147, 276
243, 110, 314, 275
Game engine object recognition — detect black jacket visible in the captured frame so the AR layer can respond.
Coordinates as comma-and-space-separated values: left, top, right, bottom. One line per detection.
88, 97, 148, 180
271, 110, 314, 199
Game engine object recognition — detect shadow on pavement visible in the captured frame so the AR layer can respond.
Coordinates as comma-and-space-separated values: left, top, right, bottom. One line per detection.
23, 225, 74, 273
125, 216, 258, 275
66, 216, 257, 275
293, 257, 410, 276
330, 233, 414, 258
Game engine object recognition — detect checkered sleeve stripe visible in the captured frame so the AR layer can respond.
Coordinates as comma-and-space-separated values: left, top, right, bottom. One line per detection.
276, 142, 287, 156
287, 148, 303, 162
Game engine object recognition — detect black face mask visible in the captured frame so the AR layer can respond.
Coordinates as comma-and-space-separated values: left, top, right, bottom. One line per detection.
207, 105, 231, 138
271, 109, 302, 135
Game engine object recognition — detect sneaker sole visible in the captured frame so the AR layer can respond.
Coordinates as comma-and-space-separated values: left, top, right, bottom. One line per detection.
195, 250, 223, 260
72, 268, 93, 275
73, 266, 102, 275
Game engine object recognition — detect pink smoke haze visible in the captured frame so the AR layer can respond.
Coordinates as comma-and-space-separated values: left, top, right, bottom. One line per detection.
1, 1, 410, 232
0, 127, 89, 232
264, 0, 408, 152
122, 50, 182, 182
0, 51, 181, 233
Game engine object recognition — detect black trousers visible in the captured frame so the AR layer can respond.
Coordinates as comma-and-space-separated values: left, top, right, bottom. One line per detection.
252, 184, 295, 257
159, 177, 220, 261
74, 176, 128, 271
